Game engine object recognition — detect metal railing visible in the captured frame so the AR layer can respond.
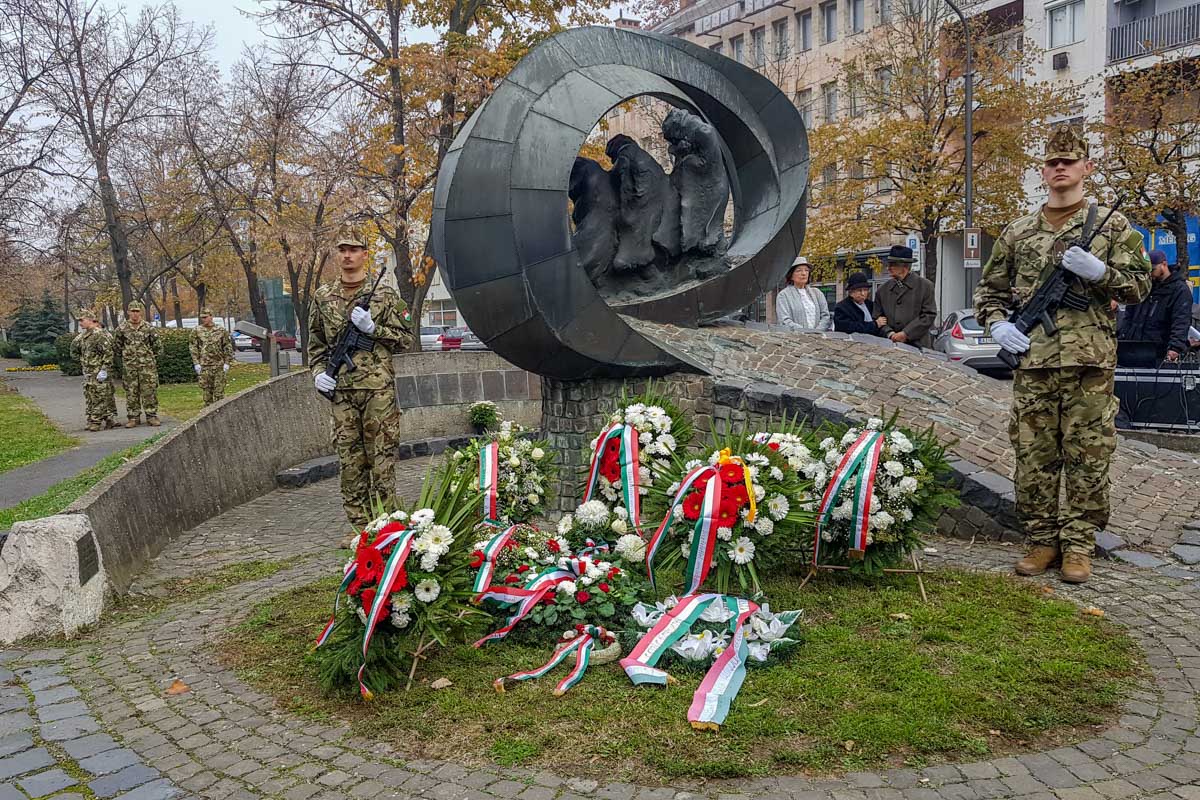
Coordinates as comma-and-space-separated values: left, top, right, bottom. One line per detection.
1108, 2, 1200, 62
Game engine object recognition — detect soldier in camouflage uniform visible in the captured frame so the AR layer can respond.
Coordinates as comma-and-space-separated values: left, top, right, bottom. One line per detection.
189, 308, 234, 406
113, 300, 163, 427
308, 229, 413, 534
70, 310, 118, 431
975, 126, 1151, 584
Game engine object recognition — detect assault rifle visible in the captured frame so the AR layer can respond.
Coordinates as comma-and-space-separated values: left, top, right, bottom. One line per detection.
318, 265, 388, 401
997, 196, 1124, 370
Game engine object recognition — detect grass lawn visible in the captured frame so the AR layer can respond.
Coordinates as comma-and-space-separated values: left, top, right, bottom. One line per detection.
220, 568, 1138, 782
116, 363, 272, 421
0, 383, 78, 474
0, 435, 162, 528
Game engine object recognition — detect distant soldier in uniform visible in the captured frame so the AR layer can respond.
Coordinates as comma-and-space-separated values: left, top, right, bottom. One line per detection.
975, 126, 1151, 584
71, 310, 118, 431
308, 229, 413, 535
113, 300, 163, 427
189, 308, 234, 406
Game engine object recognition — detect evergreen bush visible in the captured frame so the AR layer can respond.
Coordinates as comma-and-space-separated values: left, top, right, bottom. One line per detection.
24, 345, 57, 367
56, 333, 82, 376
8, 291, 65, 346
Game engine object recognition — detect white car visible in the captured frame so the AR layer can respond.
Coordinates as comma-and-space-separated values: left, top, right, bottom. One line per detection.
421, 326, 447, 351
232, 332, 256, 352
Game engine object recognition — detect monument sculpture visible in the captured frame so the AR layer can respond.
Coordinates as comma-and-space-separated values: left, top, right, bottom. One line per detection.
431, 25, 809, 379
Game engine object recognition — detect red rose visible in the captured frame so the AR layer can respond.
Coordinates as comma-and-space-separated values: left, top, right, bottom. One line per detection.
682, 491, 704, 521
575, 590, 591, 603
768, 442, 780, 451
547, 539, 561, 553
505, 574, 521, 584
361, 588, 377, 614
470, 550, 486, 569
607, 566, 621, 578
542, 594, 556, 605
720, 462, 744, 486
598, 582, 611, 593
517, 564, 530, 573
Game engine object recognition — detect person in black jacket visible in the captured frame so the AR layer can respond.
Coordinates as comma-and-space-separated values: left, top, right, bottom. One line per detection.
833, 271, 886, 336
1117, 249, 1192, 362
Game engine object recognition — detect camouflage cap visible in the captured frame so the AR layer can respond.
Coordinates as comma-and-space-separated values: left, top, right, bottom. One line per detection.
78, 308, 98, 321
1044, 124, 1089, 162
128, 300, 145, 312
334, 227, 368, 248
199, 307, 213, 317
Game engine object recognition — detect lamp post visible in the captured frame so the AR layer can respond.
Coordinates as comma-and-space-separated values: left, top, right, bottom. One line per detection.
943, 0, 974, 230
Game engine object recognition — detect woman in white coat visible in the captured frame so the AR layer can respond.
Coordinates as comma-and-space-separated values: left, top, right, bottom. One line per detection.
776, 256, 831, 331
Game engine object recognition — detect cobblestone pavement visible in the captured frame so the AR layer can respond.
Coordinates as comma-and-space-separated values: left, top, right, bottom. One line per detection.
6, 460, 1200, 799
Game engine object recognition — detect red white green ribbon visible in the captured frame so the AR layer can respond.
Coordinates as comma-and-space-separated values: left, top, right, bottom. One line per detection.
584, 422, 642, 531
472, 524, 520, 594
620, 593, 759, 729
494, 625, 611, 696
479, 441, 500, 525
813, 430, 885, 565
314, 528, 409, 649
645, 465, 722, 594
473, 565, 575, 646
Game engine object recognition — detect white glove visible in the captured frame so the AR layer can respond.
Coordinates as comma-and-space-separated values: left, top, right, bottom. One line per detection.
350, 306, 375, 335
223, 363, 229, 373
991, 320, 1031, 354
1062, 246, 1106, 282
315, 373, 338, 394
96, 370, 107, 383
194, 363, 202, 374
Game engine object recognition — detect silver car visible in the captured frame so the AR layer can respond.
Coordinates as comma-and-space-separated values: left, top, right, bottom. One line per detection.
933, 309, 1008, 372
459, 328, 488, 351
420, 326, 447, 351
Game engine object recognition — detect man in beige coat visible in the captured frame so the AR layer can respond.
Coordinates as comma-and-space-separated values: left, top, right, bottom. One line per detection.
877, 245, 937, 348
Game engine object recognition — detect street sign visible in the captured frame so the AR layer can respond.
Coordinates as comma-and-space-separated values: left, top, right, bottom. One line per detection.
964, 227, 982, 270
905, 233, 923, 273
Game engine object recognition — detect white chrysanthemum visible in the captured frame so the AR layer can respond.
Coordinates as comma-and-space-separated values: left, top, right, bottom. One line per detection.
557, 514, 574, 535
767, 494, 790, 521
899, 507, 914, 522
638, 465, 651, 483
832, 501, 853, 521
820, 437, 836, 450
613, 505, 628, 520
348, 533, 361, 551
657, 433, 677, 452
410, 508, 435, 527
883, 460, 905, 478
680, 541, 690, 558
867, 417, 883, 430
667, 481, 681, 495
557, 580, 577, 595
707, 450, 721, 466
684, 459, 703, 471
576, 500, 609, 528
899, 476, 919, 495
770, 466, 785, 481
754, 485, 766, 502
389, 609, 411, 628
672, 504, 685, 521
729, 537, 756, 564
615, 533, 646, 561
871, 510, 895, 530
354, 603, 369, 625
716, 526, 733, 541
754, 516, 774, 536
414, 579, 441, 603
419, 552, 440, 571
840, 430, 858, 447
912, 459, 924, 472
639, 431, 652, 445
611, 518, 628, 534
389, 510, 408, 521
531, 447, 545, 461
746, 453, 770, 466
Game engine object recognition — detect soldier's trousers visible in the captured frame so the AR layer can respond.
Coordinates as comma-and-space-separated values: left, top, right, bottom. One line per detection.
83, 379, 116, 425
331, 388, 400, 528
124, 366, 159, 418
199, 367, 227, 406
1008, 366, 1117, 555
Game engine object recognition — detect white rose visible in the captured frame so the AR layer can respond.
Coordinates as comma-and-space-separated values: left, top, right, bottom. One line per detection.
531, 447, 545, 461
611, 518, 628, 534
527, 493, 540, 504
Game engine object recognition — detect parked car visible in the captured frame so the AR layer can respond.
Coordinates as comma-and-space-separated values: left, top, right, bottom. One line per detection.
270, 330, 297, 350
420, 326, 447, 351
440, 327, 465, 350
460, 328, 487, 351
232, 332, 256, 352
933, 309, 1007, 373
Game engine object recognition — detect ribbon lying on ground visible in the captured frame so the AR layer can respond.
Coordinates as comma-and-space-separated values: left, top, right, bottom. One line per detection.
473, 564, 576, 646
479, 441, 500, 525
645, 464, 723, 595
314, 524, 416, 700
494, 625, 613, 696
620, 593, 759, 729
814, 430, 885, 563
584, 422, 642, 531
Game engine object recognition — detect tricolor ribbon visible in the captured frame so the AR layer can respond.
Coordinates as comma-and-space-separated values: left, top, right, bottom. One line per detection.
645, 465, 723, 595
584, 422, 643, 532
315, 527, 410, 649
473, 565, 575, 646
620, 593, 759, 729
494, 625, 612, 696
479, 441, 500, 525
718, 448, 757, 524
471, 525, 521, 594
813, 430, 885, 564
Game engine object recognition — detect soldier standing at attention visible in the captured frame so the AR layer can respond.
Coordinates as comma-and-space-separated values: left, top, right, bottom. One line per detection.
71, 310, 118, 431
189, 309, 234, 406
308, 229, 413, 537
974, 126, 1151, 584
113, 300, 163, 427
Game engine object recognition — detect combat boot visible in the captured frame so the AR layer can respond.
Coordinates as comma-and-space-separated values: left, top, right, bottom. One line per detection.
146, 416, 161, 427
1015, 545, 1060, 576
104, 419, 120, 429
125, 418, 140, 428
1061, 552, 1092, 584
85, 423, 101, 432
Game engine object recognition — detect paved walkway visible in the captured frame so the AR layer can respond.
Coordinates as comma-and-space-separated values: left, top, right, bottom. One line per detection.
0, 361, 173, 510
4, 458, 1200, 799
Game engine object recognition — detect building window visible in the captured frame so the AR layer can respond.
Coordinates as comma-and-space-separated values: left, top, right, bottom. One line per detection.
821, 1, 838, 42
1048, 0, 1085, 48
822, 81, 839, 121
880, 0, 892, 24
710, 41, 724, 55
875, 66, 893, 109
796, 87, 814, 128
849, 79, 863, 117
798, 11, 813, 50
751, 26, 766, 66
850, 0, 865, 32
822, 164, 838, 186
772, 18, 790, 60
850, 160, 865, 180
731, 35, 745, 62
428, 300, 457, 327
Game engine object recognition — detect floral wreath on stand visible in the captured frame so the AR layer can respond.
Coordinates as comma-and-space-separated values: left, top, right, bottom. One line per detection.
448, 419, 557, 525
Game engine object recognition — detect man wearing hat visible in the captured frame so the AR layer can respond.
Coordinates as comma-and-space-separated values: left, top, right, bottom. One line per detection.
308, 227, 413, 536
833, 271, 886, 336
876, 245, 937, 348
113, 300, 163, 427
189, 308, 234, 406
776, 256, 831, 331
975, 124, 1151, 584
70, 310, 118, 431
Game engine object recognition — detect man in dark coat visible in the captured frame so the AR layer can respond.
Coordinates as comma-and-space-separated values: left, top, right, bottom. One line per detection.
833, 271, 886, 336
876, 245, 938, 348
1118, 249, 1192, 362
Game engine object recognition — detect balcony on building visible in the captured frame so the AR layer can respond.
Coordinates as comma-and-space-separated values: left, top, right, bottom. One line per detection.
1108, 0, 1200, 62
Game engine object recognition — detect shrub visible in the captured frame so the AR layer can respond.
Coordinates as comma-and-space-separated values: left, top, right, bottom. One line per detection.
55, 333, 82, 376
469, 400, 499, 430
24, 345, 58, 367
113, 327, 197, 384
0, 340, 20, 358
